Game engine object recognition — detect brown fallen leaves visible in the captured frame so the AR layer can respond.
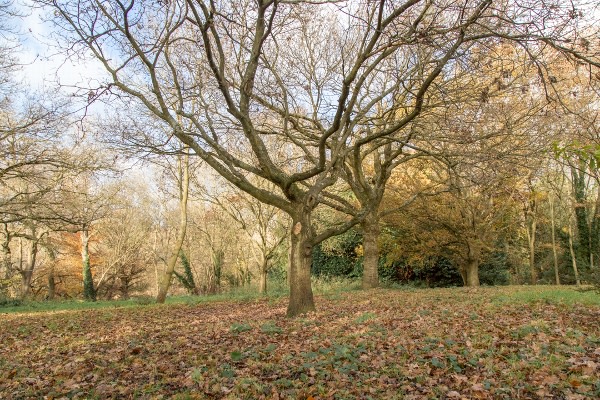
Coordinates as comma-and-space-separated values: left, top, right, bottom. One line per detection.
0, 286, 599, 399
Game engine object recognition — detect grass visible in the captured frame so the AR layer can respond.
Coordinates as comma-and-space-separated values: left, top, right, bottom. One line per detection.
0, 275, 360, 314
1, 282, 597, 314
490, 285, 600, 306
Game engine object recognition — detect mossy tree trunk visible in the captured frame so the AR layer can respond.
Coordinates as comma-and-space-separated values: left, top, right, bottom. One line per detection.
81, 228, 96, 301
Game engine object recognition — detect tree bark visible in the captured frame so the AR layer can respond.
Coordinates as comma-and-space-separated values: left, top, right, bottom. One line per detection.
549, 196, 560, 285
568, 222, 581, 287
207, 249, 223, 295
20, 230, 40, 299
259, 258, 268, 295
527, 214, 538, 284
1, 224, 11, 280
287, 212, 315, 317
465, 258, 480, 287
463, 243, 480, 287
81, 228, 96, 301
157, 150, 190, 303
571, 165, 591, 266
361, 211, 380, 289
46, 247, 57, 300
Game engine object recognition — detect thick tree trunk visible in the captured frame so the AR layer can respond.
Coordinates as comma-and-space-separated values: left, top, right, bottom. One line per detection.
157, 150, 189, 304
361, 211, 380, 289
259, 258, 268, 295
48, 272, 56, 300
571, 165, 591, 266
206, 249, 223, 295
120, 276, 130, 300
463, 243, 480, 287
287, 214, 315, 317
465, 258, 480, 287
20, 270, 34, 299
81, 228, 96, 301
20, 237, 39, 299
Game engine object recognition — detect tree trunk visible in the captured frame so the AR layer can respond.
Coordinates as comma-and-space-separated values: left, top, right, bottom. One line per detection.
527, 215, 537, 284
48, 272, 56, 300
361, 211, 380, 289
259, 257, 268, 295
156, 150, 190, 304
120, 276, 130, 300
465, 259, 480, 287
463, 243, 480, 287
81, 228, 96, 301
568, 222, 581, 287
549, 196, 560, 285
206, 249, 224, 295
571, 164, 591, 266
287, 212, 315, 317
46, 247, 57, 300
20, 233, 39, 299
1, 224, 11, 280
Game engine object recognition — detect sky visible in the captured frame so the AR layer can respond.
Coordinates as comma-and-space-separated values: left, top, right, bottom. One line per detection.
17, 1, 105, 95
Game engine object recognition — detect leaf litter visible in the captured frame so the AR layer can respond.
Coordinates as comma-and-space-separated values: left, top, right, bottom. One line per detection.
0, 287, 599, 399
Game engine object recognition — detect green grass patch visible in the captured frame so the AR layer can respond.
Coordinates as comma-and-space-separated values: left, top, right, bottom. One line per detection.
491, 285, 600, 306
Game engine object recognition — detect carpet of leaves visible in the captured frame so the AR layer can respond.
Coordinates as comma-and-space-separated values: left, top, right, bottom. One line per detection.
1, 287, 599, 399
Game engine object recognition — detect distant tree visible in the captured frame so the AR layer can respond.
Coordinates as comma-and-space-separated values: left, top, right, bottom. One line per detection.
384, 159, 522, 287
201, 177, 289, 295
156, 149, 190, 303
93, 185, 156, 299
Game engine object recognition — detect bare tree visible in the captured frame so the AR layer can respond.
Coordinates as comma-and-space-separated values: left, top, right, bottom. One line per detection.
202, 177, 289, 294
156, 148, 189, 303
40, 0, 600, 315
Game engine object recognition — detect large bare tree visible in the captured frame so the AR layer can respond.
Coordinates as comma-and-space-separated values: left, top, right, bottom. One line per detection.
40, 0, 599, 315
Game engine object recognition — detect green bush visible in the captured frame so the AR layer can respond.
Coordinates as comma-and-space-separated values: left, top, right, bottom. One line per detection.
478, 251, 510, 286
311, 230, 362, 277
0, 296, 23, 308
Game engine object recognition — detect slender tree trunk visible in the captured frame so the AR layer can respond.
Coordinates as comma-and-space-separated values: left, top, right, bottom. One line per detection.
81, 228, 96, 301
287, 210, 315, 317
157, 150, 190, 304
361, 211, 380, 289
549, 196, 561, 285
568, 223, 581, 287
527, 216, 537, 284
1, 224, 11, 280
46, 247, 57, 300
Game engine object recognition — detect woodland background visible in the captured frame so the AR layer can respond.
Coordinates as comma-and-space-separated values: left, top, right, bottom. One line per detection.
2, 0, 600, 308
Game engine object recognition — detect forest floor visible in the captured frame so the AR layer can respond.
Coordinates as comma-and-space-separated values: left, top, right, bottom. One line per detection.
1, 286, 599, 399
